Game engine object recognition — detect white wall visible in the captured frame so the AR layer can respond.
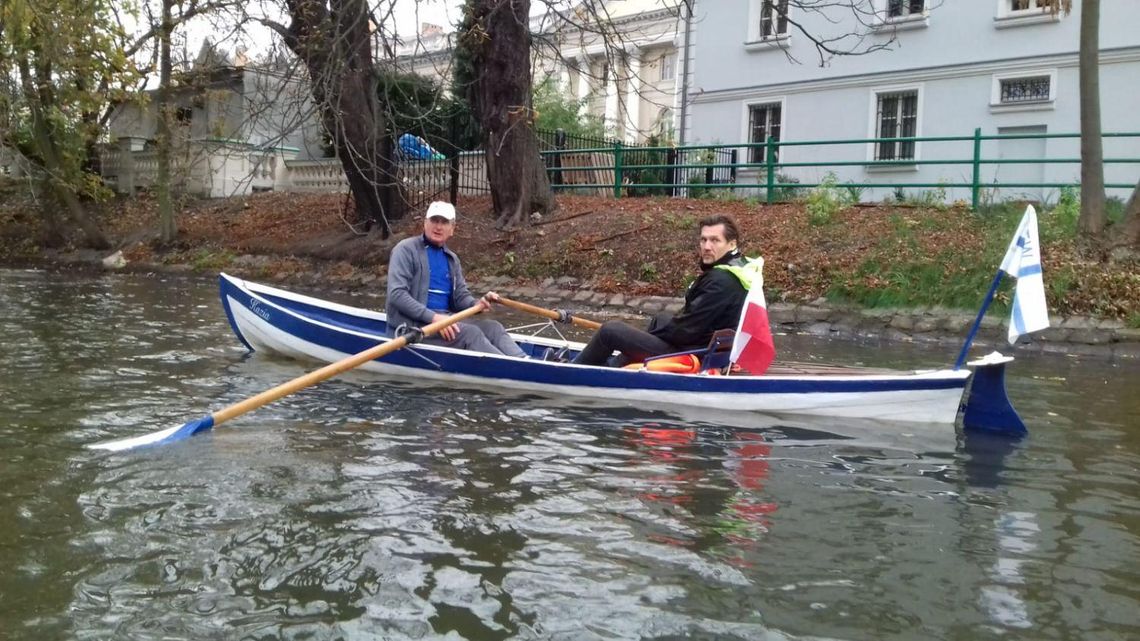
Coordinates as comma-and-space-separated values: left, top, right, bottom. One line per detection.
694, 0, 1136, 93
687, 0, 1140, 202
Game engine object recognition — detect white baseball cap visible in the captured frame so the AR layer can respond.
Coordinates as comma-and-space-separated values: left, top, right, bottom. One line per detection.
426, 201, 456, 221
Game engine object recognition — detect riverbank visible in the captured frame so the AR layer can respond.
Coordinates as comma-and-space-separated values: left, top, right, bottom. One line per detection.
18, 253, 1140, 359
3, 189, 1139, 359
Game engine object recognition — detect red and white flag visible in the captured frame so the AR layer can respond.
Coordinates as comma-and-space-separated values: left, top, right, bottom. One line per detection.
730, 278, 776, 375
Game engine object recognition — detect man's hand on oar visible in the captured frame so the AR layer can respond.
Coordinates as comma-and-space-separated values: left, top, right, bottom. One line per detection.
88, 303, 486, 452
497, 296, 602, 331
430, 313, 461, 342
480, 291, 502, 309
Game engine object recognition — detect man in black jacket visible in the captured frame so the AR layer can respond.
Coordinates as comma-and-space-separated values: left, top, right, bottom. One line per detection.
572, 214, 749, 366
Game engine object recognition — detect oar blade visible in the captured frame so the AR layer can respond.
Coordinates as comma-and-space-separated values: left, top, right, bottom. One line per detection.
87, 302, 483, 453
87, 415, 215, 452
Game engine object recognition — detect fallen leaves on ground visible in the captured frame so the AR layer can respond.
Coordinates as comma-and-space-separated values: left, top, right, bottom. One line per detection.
1, 188, 1136, 322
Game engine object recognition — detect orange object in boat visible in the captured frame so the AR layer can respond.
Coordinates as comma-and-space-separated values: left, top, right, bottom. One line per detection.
623, 353, 701, 374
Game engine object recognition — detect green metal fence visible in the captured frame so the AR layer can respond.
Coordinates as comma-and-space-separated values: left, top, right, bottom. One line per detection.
539, 130, 1140, 209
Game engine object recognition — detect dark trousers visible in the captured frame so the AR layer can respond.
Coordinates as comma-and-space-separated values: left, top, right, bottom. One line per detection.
571, 320, 675, 366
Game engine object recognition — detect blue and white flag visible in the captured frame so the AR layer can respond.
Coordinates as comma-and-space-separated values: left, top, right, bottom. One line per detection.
999, 205, 1049, 344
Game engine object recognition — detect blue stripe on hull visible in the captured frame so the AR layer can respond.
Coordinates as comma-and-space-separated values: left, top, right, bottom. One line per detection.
218, 275, 968, 400
218, 275, 255, 351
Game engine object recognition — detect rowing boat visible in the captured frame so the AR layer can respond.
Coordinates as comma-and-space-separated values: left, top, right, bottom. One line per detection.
217, 273, 1026, 435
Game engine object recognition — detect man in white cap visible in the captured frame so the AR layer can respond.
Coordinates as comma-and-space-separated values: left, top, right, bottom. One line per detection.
386, 201, 526, 357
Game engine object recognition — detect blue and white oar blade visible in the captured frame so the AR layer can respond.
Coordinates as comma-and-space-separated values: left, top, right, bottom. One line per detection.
87, 415, 215, 452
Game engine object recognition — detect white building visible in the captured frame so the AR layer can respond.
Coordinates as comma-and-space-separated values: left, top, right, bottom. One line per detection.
549, 0, 684, 142
102, 42, 328, 198
390, 22, 453, 87
393, 0, 686, 143
684, 0, 1140, 202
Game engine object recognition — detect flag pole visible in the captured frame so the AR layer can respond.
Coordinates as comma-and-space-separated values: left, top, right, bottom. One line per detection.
954, 269, 1005, 370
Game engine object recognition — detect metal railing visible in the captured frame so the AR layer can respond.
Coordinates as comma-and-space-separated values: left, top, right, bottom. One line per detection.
395, 151, 491, 210
538, 129, 1140, 208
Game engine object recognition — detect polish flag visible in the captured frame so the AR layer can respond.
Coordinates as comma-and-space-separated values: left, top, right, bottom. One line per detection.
730, 282, 776, 375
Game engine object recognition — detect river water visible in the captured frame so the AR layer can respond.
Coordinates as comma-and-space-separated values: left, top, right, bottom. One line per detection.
1, 268, 1137, 641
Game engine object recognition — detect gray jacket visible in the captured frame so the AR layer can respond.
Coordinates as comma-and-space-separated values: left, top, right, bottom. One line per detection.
385, 234, 479, 335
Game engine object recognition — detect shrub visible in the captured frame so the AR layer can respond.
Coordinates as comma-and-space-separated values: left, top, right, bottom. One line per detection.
766, 173, 803, 202
1041, 185, 1079, 243
804, 173, 845, 226
1107, 196, 1127, 223
191, 248, 234, 270
687, 173, 710, 199
911, 185, 949, 211
842, 182, 866, 205
625, 139, 670, 197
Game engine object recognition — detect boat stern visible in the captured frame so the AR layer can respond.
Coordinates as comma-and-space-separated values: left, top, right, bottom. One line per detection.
961, 352, 1026, 436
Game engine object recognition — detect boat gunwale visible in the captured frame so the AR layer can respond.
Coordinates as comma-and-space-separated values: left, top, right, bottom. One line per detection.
220, 273, 972, 386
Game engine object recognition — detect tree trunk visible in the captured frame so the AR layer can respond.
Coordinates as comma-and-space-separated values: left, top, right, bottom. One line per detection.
1109, 180, 1140, 258
275, 0, 402, 238
155, 0, 177, 243
16, 53, 110, 249
465, 0, 555, 229
1077, 0, 1106, 241
37, 189, 68, 248
58, 186, 111, 249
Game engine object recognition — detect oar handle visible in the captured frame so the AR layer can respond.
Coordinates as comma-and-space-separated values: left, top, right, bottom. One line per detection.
211, 304, 484, 425
497, 296, 602, 330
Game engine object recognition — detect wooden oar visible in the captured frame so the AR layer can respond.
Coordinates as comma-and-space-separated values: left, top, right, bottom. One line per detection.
88, 304, 485, 452
497, 296, 602, 330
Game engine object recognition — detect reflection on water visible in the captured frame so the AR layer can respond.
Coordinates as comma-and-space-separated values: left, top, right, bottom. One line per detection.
1, 269, 1138, 641
981, 510, 1038, 629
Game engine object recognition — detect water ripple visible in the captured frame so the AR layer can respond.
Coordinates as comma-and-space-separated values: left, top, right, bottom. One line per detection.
2, 270, 1138, 640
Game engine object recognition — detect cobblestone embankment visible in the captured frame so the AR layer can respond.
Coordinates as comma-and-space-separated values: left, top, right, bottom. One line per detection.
17, 251, 1140, 360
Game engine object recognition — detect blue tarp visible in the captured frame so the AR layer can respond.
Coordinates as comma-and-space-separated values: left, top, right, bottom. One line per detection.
398, 133, 444, 160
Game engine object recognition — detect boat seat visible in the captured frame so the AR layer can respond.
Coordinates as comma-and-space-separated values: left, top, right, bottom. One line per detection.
638, 328, 737, 373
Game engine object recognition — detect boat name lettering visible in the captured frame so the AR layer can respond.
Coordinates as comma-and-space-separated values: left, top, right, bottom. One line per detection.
249, 298, 272, 321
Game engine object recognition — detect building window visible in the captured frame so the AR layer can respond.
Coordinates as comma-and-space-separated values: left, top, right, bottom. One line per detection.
759, 0, 789, 39
1000, 75, 1051, 104
654, 107, 674, 137
874, 91, 918, 161
995, 0, 1063, 27
748, 102, 782, 163
990, 69, 1056, 110
175, 107, 193, 125
888, 0, 925, 17
659, 52, 676, 81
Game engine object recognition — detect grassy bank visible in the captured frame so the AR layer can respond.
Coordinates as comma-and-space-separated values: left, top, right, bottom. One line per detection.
1, 185, 1137, 326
